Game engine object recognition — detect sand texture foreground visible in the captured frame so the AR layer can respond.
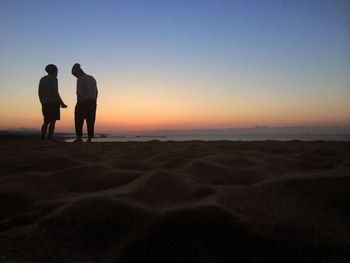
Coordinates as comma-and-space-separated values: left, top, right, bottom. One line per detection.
0, 139, 349, 262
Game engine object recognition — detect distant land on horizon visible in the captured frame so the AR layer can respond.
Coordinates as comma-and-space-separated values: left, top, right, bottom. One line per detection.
1, 126, 350, 142
1, 125, 350, 135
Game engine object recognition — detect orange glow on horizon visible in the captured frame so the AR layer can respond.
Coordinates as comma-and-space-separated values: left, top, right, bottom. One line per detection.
1, 82, 349, 132
1, 103, 350, 132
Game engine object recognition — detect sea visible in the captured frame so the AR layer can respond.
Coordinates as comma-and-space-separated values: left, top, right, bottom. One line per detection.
64, 127, 350, 142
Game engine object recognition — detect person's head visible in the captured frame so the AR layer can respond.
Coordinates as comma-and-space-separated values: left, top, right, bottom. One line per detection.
71, 63, 84, 78
45, 64, 58, 77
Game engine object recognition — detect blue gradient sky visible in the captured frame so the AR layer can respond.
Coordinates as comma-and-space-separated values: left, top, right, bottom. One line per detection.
0, 0, 349, 131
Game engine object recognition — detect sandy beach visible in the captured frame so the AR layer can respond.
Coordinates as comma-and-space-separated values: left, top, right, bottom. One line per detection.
0, 139, 349, 262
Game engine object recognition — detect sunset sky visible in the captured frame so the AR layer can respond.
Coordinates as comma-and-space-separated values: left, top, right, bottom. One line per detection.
0, 0, 349, 132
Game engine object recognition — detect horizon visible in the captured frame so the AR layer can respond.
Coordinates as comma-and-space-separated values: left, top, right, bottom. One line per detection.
1, 0, 349, 132
2, 124, 350, 135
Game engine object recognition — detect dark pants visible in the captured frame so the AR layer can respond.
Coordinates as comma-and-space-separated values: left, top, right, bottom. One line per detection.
42, 103, 60, 121
75, 99, 97, 138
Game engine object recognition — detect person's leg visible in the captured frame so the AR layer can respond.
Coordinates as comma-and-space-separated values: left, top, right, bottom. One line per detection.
74, 103, 84, 142
48, 120, 56, 139
86, 101, 96, 143
41, 121, 49, 139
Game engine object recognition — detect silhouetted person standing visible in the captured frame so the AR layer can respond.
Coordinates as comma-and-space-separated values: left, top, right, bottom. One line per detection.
38, 64, 67, 140
71, 63, 98, 143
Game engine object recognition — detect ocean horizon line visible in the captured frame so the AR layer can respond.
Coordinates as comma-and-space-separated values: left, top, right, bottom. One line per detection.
1, 125, 350, 142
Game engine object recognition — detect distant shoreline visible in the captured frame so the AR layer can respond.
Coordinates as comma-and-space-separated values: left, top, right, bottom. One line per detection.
2, 126, 350, 142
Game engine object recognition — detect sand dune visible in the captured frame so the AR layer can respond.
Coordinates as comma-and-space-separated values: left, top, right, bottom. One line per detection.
0, 139, 349, 262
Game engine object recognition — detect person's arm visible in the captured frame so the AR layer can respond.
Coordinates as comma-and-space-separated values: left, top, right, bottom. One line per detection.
54, 78, 67, 108
38, 79, 44, 105
76, 77, 84, 102
95, 79, 98, 99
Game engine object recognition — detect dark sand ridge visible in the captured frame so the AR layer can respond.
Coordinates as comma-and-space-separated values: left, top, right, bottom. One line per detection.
0, 139, 349, 262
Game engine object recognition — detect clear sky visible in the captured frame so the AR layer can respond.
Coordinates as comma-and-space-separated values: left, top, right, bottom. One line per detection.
0, 0, 349, 132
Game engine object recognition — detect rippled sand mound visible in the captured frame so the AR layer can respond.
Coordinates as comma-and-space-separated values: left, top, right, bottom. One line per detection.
0, 139, 349, 262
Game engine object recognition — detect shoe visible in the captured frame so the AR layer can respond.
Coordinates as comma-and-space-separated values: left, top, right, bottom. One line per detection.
73, 137, 83, 143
